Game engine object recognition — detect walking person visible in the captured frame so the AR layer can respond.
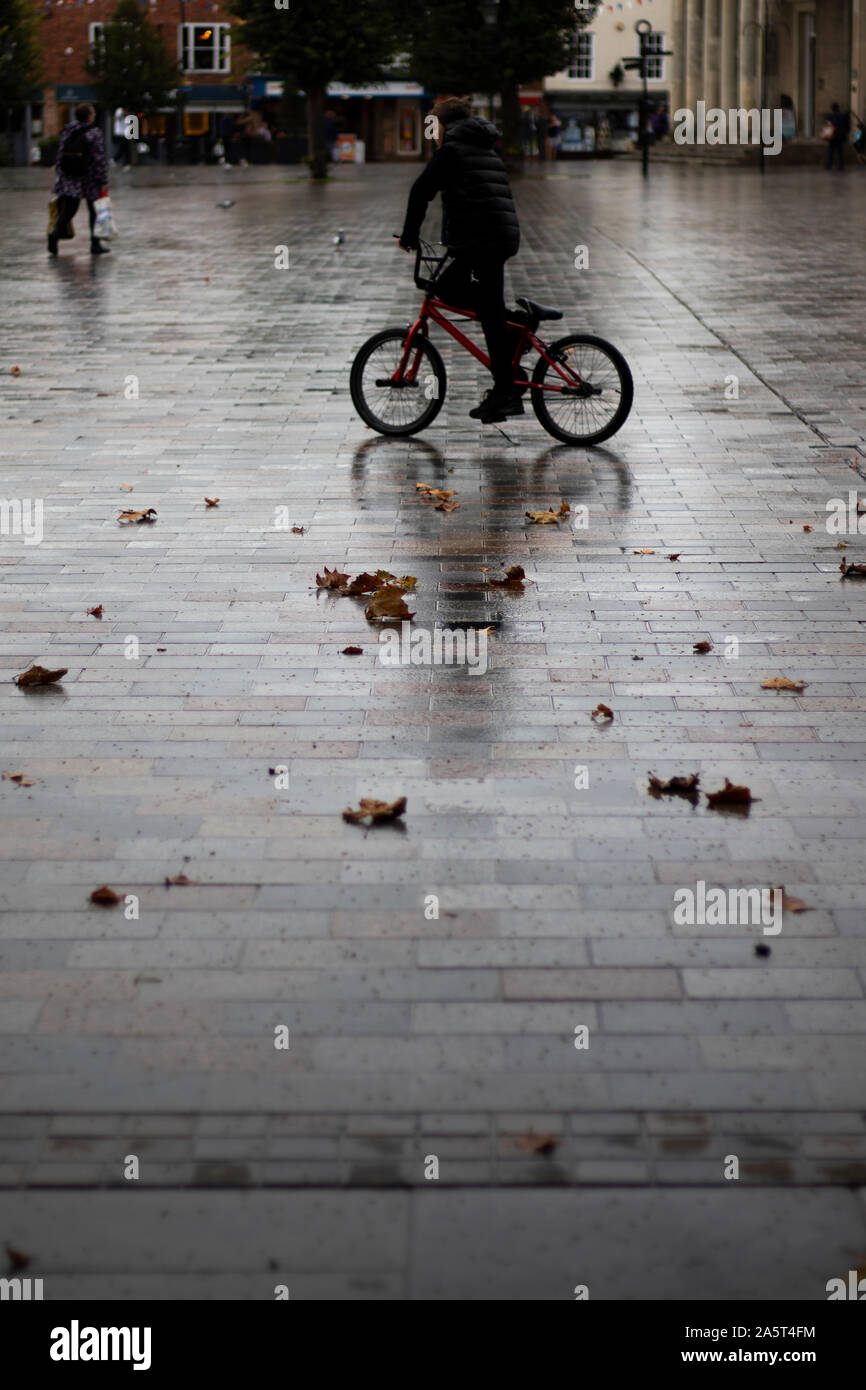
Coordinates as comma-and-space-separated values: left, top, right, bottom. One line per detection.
48, 103, 110, 256
825, 102, 850, 171
398, 95, 522, 425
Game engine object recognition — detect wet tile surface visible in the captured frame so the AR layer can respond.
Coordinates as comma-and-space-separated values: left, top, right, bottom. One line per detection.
1, 161, 865, 1195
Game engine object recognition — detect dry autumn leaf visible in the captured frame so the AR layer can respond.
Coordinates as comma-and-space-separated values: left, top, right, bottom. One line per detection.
590, 703, 614, 722
90, 885, 122, 907
416, 483, 456, 498
693, 640, 713, 654
9, 366, 22, 377
343, 796, 407, 825
342, 646, 363, 655
165, 873, 196, 886
836, 541, 848, 550
803, 525, 812, 533
120, 483, 134, 491
341, 572, 381, 595
2, 771, 34, 786
526, 502, 568, 524
774, 886, 814, 913
118, 508, 157, 525
365, 586, 415, 622
667, 553, 681, 561
376, 570, 416, 590
205, 497, 219, 507
15, 665, 68, 687
490, 565, 525, 586
87, 605, 103, 619
291, 526, 305, 534
840, 558, 866, 578
316, 567, 350, 589
706, 779, 757, 811
648, 772, 700, 797
514, 1129, 558, 1155
761, 677, 807, 692
633, 548, 655, 555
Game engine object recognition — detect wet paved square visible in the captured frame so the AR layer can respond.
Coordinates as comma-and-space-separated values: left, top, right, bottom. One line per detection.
1, 161, 865, 1296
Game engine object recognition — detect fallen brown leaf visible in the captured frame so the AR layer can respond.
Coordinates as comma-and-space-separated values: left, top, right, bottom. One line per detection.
840, 558, 866, 578
15, 665, 68, 687
5, 1245, 29, 1272
803, 525, 812, 533
341, 572, 381, 595
590, 703, 614, 722
693, 640, 713, 654
316, 567, 350, 589
526, 505, 566, 524
836, 542, 848, 550
667, 553, 681, 561
436, 499, 460, 512
365, 586, 415, 622
774, 886, 813, 914
10, 366, 22, 377
514, 1129, 558, 1155
120, 483, 134, 492
490, 565, 525, 586
648, 772, 700, 797
165, 874, 196, 886
2, 771, 34, 786
118, 508, 157, 525
343, 796, 407, 825
205, 497, 219, 507
416, 483, 456, 498
706, 779, 757, 811
633, 548, 655, 555
342, 646, 363, 655
87, 605, 103, 619
761, 677, 807, 692
90, 885, 121, 907
291, 525, 305, 534
478, 625, 496, 636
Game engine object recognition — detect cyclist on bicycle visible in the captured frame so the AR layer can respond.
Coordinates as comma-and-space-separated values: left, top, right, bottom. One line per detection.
398, 96, 523, 425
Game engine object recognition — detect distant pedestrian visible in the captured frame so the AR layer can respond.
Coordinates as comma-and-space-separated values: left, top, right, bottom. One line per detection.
324, 109, 340, 162
48, 103, 110, 256
652, 105, 669, 142
825, 102, 850, 170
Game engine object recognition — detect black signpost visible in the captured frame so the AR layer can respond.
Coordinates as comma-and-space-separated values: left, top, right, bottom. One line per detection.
623, 19, 674, 178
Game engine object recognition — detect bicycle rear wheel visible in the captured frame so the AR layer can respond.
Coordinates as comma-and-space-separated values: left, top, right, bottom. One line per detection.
350, 328, 447, 437
531, 334, 633, 446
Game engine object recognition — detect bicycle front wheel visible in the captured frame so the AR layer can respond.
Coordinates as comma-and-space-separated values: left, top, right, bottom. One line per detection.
350, 328, 447, 437
531, 334, 633, 446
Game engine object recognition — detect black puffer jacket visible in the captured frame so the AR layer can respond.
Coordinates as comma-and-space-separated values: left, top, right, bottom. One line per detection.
401, 116, 520, 257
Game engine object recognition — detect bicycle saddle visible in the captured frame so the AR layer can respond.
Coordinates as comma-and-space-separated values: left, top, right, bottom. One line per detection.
516, 296, 563, 322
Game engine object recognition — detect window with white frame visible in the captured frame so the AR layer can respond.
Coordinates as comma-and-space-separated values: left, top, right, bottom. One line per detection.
645, 32, 666, 80
567, 32, 594, 81
88, 22, 104, 51
179, 23, 231, 74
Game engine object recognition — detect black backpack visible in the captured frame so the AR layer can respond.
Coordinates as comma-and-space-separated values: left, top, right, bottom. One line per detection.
60, 126, 93, 178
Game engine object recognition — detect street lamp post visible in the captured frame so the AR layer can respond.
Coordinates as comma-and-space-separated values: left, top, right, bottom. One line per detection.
623, 19, 673, 178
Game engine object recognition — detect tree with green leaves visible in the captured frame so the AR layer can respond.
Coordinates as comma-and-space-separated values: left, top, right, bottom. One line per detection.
230, 0, 401, 178
0, 0, 42, 108
408, 0, 598, 169
86, 0, 180, 123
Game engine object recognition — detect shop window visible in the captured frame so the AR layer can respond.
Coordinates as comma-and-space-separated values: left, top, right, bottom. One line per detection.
184, 110, 210, 135
567, 34, 594, 81
179, 23, 231, 74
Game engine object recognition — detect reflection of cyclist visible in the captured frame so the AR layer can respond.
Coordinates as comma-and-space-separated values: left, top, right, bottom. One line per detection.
399, 95, 523, 424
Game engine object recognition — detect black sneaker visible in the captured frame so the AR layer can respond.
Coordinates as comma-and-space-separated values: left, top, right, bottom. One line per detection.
91, 241, 112, 255
47, 232, 58, 257
469, 389, 525, 424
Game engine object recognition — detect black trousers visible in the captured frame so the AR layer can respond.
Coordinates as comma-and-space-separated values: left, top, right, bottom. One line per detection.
435, 250, 517, 394
826, 135, 845, 169
55, 195, 98, 245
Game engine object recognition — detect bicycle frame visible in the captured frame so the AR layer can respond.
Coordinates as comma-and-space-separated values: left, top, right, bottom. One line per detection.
388, 290, 586, 396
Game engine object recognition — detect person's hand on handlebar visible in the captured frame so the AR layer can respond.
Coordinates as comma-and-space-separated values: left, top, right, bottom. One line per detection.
398, 235, 417, 252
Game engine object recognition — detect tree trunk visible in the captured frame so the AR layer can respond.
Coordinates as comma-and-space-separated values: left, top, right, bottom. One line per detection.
499, 74, 523, 174
306, 83, 328, 180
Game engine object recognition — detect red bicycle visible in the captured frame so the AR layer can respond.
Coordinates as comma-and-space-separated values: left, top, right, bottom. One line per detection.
350, 240, 633, 446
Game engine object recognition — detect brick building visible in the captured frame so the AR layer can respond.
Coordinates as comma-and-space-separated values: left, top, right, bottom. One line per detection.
14, 0, 248, 163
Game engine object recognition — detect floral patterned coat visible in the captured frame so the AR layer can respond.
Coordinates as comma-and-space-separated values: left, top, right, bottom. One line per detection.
53, 122, 108, 203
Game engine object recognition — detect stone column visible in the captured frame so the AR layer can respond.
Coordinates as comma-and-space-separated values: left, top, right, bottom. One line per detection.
704, 0, 723, 109
670, 0, 687, 116
685, 0, 706, 110
720, 0, 740, 110
739, 0, 760, 111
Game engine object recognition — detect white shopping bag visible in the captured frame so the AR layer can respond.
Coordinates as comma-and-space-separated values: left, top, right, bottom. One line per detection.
93, 195, 117, 239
